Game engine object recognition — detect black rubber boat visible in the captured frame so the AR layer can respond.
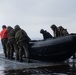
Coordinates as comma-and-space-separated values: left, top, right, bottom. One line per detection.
29, 34, 76, 62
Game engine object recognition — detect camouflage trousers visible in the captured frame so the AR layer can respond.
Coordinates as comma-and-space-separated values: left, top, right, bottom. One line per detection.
18, 42, 30, 62
7, 38, 19, 60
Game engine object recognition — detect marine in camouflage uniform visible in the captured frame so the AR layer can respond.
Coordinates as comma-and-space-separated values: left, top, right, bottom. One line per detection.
14, 25, 31, 62
58, 26, 76, 59
50, 24, 60, 37
58, 26, 69, 36
7, 26, 19, 60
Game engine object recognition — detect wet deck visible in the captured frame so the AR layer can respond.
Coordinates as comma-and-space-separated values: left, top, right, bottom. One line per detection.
0, 53, 69, 70
0, 53, 76, 75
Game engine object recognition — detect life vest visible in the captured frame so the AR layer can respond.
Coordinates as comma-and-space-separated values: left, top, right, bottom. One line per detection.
0, 28, 8, 39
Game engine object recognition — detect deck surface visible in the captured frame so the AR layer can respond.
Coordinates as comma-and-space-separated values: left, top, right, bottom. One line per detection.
0, 53, 68, 70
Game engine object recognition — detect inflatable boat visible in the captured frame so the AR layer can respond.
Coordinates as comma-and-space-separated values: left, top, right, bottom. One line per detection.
29, 34, 76, 62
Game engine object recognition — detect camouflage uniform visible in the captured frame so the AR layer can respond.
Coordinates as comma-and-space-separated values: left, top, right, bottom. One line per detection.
14, 25, 31, 62
50, 24, 60, 37
58, 26, 69, 36
7, 26, 19, 60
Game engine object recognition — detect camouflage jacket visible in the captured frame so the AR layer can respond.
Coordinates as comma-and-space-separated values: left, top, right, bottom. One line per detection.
8, 29, 15, 39
15, 29, 31, 44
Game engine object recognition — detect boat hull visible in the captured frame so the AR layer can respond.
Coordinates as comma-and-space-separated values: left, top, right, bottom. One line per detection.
29, 34, 76, 62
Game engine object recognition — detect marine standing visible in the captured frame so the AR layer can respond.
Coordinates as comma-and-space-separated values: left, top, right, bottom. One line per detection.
0, 25, 8, 57
7, 26, 19, 60
14, 25, 31, 62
